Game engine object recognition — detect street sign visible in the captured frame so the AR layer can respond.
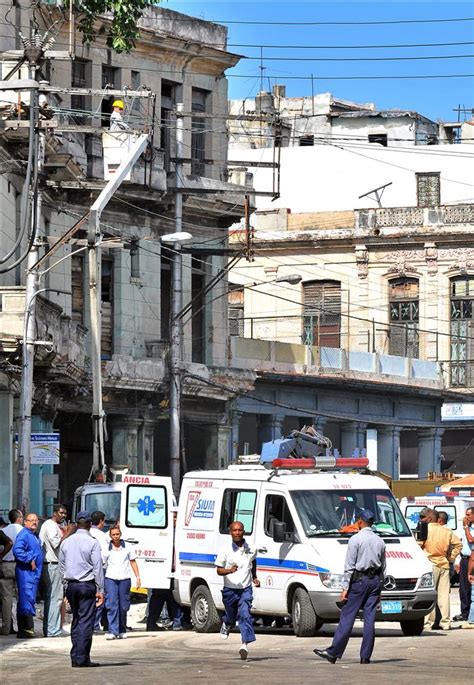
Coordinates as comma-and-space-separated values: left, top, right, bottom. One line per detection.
30, 433, 60, 465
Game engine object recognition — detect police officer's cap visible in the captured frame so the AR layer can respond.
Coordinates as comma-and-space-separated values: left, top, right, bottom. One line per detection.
76, 510, 92, 522
360, 509, 375, 523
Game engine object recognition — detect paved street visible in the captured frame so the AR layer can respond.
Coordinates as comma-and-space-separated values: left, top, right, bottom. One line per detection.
0, 592, 471, 685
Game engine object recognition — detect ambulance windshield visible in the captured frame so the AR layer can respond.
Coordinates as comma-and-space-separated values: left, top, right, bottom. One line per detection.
291, 489, 411, 537
84, 492, 121, 528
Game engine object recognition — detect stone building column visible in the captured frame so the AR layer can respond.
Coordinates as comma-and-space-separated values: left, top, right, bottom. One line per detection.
417, 428, 444, 478
204, 417, 231, 470
137, 419, 155, 474
0, 390, 14, 511
377, 426, 401, 478
312, 416, 327, 435
110, 416, 141, 473
340, 421, 367, 456
231, 410, 243, 464
257, 413, 285, 449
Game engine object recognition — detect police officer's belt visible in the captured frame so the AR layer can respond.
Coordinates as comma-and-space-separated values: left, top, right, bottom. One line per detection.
352, 567, 382, 581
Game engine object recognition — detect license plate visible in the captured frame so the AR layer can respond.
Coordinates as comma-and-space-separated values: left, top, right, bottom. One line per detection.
381, 600, 402, 614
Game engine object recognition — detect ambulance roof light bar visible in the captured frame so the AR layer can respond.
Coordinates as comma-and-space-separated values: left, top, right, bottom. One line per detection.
271, 456, 370, 470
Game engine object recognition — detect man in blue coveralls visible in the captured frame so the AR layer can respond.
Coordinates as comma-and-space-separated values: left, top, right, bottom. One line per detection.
12, 513, 43, 638
313, 509, 386, 665
215, 521, 260, 661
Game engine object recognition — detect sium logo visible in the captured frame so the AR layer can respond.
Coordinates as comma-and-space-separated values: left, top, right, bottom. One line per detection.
194, 499, 215, 519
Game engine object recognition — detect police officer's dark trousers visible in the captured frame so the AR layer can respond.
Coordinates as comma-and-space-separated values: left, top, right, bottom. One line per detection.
459, 557, 472, 619
328, 575, 382, 661
66, 580, 96, 666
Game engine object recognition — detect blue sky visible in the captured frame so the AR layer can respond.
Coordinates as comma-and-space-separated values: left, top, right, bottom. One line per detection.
166, 1, 474, 122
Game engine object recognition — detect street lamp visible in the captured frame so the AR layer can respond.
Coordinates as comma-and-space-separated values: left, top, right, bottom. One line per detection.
160, 231, 193, 497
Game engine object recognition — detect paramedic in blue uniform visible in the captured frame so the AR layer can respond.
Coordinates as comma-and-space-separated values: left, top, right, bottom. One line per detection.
58, 511, 104, 668
313, 509, 386, 665
215, 520, 260, 661
12, 513, 43, 638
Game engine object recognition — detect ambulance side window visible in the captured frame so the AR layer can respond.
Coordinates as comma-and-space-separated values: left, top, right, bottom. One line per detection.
219, 489, 257, 534
264, 495, 295, 537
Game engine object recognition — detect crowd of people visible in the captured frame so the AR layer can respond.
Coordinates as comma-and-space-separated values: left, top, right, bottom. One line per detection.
0, 502, 473, 667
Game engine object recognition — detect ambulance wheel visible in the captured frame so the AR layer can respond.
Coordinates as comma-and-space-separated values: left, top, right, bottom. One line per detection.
191, 584, 221, 633
400, 618, 424, 636
292, 588, 321, 637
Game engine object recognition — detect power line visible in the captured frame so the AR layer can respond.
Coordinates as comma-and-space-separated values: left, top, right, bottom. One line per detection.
229, 41, 474, 50
244, 54, 474, 63
160, 16, 474, 27
227, 73, 474, 81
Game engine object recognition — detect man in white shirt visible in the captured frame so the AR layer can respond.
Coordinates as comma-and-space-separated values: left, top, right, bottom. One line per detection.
0, 509, 23, 635
39, 504, 73, 637
89, 511, 108, 633
215, 521, 260, 661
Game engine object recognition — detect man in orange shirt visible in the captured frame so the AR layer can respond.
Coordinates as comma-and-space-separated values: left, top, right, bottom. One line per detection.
420, 509, 462, 631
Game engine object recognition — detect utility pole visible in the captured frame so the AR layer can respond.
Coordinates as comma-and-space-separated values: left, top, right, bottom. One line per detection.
17, 49, 42, 512
169, 102, 184, 497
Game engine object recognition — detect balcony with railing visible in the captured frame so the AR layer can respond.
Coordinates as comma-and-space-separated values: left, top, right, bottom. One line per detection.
356, 204, 474, 232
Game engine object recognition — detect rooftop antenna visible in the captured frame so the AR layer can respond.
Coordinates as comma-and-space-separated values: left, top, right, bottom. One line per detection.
358, 181, 393, 208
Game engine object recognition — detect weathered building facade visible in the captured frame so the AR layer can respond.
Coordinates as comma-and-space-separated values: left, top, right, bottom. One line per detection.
227, 203, 474, 477
0, 5, 254, 514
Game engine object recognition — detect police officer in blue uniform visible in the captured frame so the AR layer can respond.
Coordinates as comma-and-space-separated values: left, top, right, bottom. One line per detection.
313, 509, 386, 665
59, 511, 104, 668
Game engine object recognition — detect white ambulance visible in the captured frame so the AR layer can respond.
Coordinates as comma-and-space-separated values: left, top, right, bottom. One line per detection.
72, 473, 174, 590
173, 457, 437, 637
399, 493, 474, 541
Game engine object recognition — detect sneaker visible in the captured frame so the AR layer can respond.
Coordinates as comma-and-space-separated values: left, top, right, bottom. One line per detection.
452, 614, 466, 622
118, 633, 128, 639
105, 633, 117, 640
460, 622, 474, 629
239, 644, 248, 661
220, 623, 231, 640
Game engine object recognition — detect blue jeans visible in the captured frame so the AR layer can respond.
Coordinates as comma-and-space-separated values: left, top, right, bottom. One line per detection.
328, 575, 382, 661
105, 578, 131, 636
42, 564, 64, 637
468, 582, 474, 623
222, 585, 255, 644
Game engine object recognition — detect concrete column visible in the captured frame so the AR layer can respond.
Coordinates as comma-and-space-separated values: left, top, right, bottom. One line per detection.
231, 410, 243, 464
313, 416, 327, 435
203, 418, 231, 470
417, 428, 444, 478
110, 416, 141, 472
138, 419, 155, 474
340, 421, 367, 456
0, 390, 14, 514
377, 426, 401, 478
257, 413, 285, 449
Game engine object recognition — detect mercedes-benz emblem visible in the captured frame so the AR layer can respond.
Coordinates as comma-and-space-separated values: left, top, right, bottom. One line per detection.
383, 576, 396, 590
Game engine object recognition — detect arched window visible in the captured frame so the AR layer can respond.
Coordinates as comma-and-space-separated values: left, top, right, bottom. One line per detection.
450, 276, 474, 387
303, 280, 341, 348
388, 278, 419, 358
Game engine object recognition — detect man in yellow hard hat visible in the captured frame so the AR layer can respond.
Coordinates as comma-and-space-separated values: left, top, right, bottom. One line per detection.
110, 99, 129, 131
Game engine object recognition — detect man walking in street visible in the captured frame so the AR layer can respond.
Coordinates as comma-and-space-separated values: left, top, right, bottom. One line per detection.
59, 511, 104, 668
215, 521, 260, 661
453, 506, 474, 623
460, 549, 474, 628
39, 504, 73, 637
12, 513, 43, 638
0, 509, 22, 635
421, 508, 462, 631
313, 509, 386, 665
89, 511, 108, 634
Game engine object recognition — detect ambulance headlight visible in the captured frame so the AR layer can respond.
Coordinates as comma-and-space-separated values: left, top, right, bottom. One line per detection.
419, 572, 434, 588
319, 572, 344, 589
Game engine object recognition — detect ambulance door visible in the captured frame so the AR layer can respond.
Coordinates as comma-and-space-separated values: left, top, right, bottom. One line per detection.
252, 492, 299, 614
119, 477, 174, 589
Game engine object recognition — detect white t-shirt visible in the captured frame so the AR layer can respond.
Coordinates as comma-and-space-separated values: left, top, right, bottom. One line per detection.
1, 523, 23, 561
39, 519, 63, 563
90, 527, 109, 557
103, 542, 136, 580
215, 539, 256, 589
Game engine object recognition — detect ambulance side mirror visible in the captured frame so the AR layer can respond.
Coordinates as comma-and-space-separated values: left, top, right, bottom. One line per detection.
415, 520, 428, 542
273, 521, 286, 543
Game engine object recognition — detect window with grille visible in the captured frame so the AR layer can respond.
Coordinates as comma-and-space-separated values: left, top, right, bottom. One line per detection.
388, 278, 419, 358
161, 80, 178, 171
101, 257, 113, 360
102, 65, 121, 127
303, 280, 341, 347
191, 88, 209, 176
71, 254, 84, 326
416, 172, 440, 207
228, 286, 244, 336
450, 276, 474, 387
192, 255, 207, 363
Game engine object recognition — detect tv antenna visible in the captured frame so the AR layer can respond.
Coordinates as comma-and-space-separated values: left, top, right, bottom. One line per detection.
358, 181, 393, 208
